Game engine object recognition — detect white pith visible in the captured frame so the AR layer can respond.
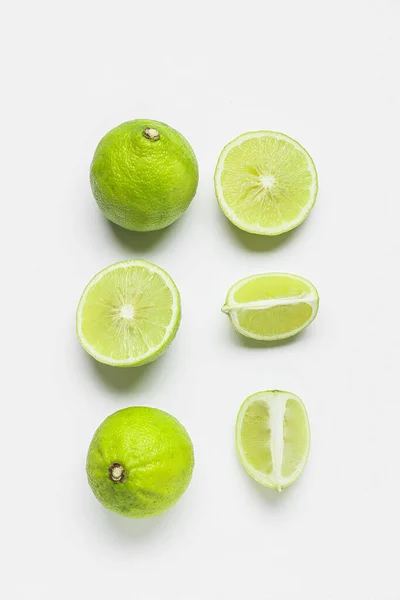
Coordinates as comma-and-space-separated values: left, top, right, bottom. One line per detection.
224, 272, 319, 341
260, 174, 275, 189
215, 131, 318, 235
236, 391, 310, 491
76, 260, 180, 366
120, 305, 134, 319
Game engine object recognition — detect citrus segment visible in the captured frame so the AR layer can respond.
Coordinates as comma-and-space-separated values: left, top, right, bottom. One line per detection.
222, 272, 319, 341
236, 390, 310, 491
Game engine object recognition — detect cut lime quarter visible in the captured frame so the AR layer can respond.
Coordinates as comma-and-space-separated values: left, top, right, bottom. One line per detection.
76, 260, 181, 367
214, 131, 318, 235
222, 272, 319, 341
236, 390, 310, 491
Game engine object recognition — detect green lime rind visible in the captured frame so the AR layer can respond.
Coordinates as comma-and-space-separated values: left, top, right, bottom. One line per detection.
90, 119, 199, 232
76, 259, 181, 367
222, 272, 319, 341
86, 407, 194, 518
214, 130, 318, 236
235, 390, 310, 491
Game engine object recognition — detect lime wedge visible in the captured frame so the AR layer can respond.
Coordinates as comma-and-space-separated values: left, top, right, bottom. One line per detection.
76, 260, 181, 367
236, 390, 310, 491
222, 272, 319, 341
214, 131, 318, 235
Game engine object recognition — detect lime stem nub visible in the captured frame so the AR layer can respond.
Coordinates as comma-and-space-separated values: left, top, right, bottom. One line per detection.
143, 127, 160, 141
109, 462, 126, 483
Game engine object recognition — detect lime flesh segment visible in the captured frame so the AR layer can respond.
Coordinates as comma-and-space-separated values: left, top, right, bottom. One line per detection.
214, 131, 318, 235
236, 391, 310, 491
222, 272, 319, 341
76, 260, 181, 367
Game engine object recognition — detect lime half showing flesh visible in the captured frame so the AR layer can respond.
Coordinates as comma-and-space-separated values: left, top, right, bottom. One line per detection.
76, 260, 181, 367
215, 131, 318, 235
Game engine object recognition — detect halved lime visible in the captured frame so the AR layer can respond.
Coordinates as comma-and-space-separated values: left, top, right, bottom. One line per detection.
236, 390, 310, 491
214, 131, 318, 235
76, 260, 181, 367
222, 272, 319, 341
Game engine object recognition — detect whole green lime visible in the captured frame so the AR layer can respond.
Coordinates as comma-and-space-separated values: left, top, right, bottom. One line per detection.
90, 119, 199, 231
86, 407, 194, 518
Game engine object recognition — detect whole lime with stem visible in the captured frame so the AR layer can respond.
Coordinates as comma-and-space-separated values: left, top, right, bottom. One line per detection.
90, 119, 199, 231
86, 407, 195, 518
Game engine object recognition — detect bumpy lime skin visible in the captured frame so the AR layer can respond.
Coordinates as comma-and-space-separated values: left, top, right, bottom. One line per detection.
86, 407, 195, 518
90, 119, 199, 232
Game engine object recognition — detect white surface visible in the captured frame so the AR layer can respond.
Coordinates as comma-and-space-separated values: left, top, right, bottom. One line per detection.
2, 1, 400, 599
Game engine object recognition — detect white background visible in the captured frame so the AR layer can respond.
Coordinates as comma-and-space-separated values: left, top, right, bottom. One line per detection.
2, 1, 400, 598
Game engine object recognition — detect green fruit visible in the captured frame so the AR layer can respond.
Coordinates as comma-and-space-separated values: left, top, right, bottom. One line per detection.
222, 272, 319, 341
76, 259, 181, 367
236, 390, 310, 491
214, 130, 318, 235
86, 407, 194, 518
90, 119, 199, 231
